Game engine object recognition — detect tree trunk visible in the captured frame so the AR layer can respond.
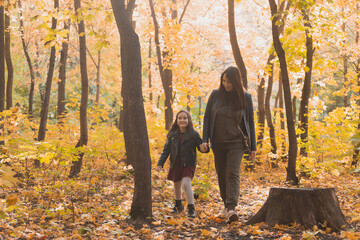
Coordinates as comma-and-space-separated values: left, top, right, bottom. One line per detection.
269, 0, 298, 184
5, 4, 13, 110
69, 0, 88, 178
342, 9, 349, 108
149, 0, 174, 130
58, 21, 70, 120
278, 73, 286, 155
198, 96, 201, 126
265, 53, 277, 154
0, 5, 4, 112
18, 0, 35, 117
228, 0, 247, 89
246, 187, 350, 231
36, 0, 59, 167
257, 76, 265, 148
148, 37, 152, 101
299, 9, 314, 158
0, 5, 4, 146
111, 0, 152, 223
353, 2, 360, 166
95, 49, 101, 104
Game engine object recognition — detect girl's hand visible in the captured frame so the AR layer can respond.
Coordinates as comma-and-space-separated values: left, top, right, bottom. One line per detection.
249, 151, 256, 161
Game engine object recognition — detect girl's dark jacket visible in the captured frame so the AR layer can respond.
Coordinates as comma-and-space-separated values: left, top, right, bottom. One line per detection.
157, 129, 203, 168
202, 89, 257, 151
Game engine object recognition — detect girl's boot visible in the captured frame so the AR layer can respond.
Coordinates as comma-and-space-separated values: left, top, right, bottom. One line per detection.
171, 200, 184, 213
187, 204, 196, 218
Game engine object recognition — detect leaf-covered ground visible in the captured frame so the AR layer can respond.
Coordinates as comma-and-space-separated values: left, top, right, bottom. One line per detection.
0, 156, 359, 239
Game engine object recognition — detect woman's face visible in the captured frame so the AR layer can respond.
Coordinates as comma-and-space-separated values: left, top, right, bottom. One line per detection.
222, 74, 234, 92
177, 112, 189, 132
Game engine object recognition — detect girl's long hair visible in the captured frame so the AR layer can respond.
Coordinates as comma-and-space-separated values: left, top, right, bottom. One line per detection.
167, 110, 195, 137
218, 66, 246, 110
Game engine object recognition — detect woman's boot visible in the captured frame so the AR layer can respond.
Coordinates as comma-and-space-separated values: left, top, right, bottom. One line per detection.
171, 200, 184, 213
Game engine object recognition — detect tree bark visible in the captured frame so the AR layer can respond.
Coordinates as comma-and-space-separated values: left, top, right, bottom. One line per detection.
95, 49, 101, 104
5, 3, 13, 110
0, 5, 4, 112
353, 2, 360, 166
265, 53, 277, 154
36, 0, 58, 167
257, 75, 265, 148
111, 0, 152, 223
149, 0, 174, 130
0, 5, 4, 146
18, 0, 35, 117
246, 187, 350, 231
342, 9, 349, 108
148, 37, 152, 101
299, 9, 314, 157
228, 0, 247, 89
69, 0, 88, 178
269, 0, 298, 184
58, 21, 70, 120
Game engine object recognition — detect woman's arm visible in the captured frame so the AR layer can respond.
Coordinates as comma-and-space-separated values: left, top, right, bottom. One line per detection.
247, 94, 257, 152
202, 90, 216, 143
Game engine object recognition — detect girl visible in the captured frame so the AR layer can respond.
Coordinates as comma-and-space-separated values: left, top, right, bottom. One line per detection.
157, 110, 205, 218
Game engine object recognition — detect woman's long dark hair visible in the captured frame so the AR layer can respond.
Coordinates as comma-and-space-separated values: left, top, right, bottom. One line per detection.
219, 66, 246, 110
167, 110, 195, 137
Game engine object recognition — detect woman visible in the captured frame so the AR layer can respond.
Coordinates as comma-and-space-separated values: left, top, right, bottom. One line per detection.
200, 66, 256, 223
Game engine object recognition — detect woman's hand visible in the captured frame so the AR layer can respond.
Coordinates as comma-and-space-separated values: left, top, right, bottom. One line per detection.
199, 143, 209, 153
249, 151, 256, 161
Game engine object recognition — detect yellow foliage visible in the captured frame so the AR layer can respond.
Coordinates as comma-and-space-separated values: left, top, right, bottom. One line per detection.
5, 194, 19, 207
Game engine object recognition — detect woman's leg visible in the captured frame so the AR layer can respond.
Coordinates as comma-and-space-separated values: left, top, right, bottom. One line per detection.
213, 149, 227, 205
225, 148, 243, 211
181, 176, 194, 205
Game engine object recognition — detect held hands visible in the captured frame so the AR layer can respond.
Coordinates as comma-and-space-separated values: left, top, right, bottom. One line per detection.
199, 143, 209, 153
249, 151, 256, 161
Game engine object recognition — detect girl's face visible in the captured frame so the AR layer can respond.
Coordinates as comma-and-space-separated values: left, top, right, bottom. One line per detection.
222, 74, 234, 92
177, 112, 189, 132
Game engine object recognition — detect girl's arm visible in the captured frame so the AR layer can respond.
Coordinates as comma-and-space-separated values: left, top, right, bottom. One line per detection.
195, 131, 209, 153
157, 136, 172, 168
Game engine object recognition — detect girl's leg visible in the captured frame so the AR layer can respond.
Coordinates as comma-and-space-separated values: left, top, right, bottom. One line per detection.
172, 180, 184, 213
174, 180, 182, 200
181, 176, 194, 205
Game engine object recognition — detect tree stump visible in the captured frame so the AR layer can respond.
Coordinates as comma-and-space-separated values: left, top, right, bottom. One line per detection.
246, 187, 350, 231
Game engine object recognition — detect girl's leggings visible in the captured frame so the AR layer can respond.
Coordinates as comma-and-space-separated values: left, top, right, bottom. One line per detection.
174, 176, 194, 204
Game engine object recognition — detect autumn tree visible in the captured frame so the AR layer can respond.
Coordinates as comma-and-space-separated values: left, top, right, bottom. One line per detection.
18, 0, 35, 117
0, 3, 5, 146
36, 0, 59, 167
228, 0, 247, 89
269, 0, 298, 184
149, 0, 175, 130
69, 0, 89, 178
58, 20, 69, 119
110, 0, 152, 222
5, 0, 13, 110
298, 2, 315, 157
